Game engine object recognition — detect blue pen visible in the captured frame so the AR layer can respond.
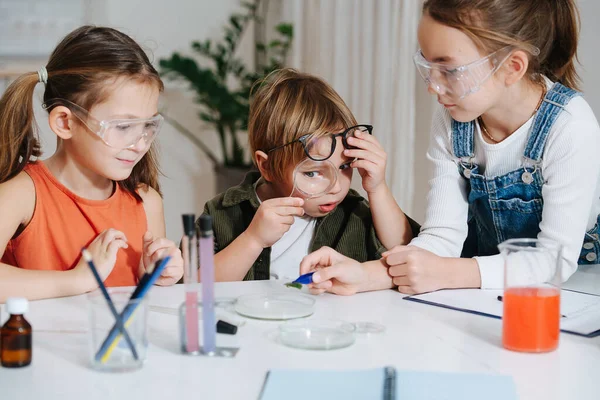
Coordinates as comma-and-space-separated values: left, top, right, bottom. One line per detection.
95, 256, 171, 362
292, 272, 315, 285
82, 248, 139, 360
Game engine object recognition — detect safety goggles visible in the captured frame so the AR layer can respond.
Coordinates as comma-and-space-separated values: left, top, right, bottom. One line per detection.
43, 98, 163, 150
413, 46, 513, 99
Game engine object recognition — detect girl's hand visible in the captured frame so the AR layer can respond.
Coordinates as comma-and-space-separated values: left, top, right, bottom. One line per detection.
299, 247, 368, 296
139, 231, 184, 286
75, 229, 128, 290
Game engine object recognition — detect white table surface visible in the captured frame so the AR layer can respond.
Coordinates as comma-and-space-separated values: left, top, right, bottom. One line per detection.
1, 271, 600, 400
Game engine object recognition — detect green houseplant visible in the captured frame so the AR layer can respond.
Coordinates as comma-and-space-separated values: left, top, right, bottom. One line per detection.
159, 1, 293, 194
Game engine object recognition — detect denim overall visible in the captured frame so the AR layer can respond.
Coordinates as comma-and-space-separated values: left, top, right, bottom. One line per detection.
455, 82, 600, 265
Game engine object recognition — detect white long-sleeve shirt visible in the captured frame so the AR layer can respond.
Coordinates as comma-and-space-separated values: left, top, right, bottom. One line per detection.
410, 80, 600, 289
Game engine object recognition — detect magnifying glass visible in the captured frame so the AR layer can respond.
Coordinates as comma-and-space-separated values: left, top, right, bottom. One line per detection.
290, 159, 337, 199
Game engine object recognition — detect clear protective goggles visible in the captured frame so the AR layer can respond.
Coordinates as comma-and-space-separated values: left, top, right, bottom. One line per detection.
42, 98, 163, 150
413, 46, 514, 99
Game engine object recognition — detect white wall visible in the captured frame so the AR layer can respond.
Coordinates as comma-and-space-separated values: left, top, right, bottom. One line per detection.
579, 0, 600, 115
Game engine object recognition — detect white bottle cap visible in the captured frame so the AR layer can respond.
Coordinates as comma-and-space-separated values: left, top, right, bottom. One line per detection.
6, 297, 28, 315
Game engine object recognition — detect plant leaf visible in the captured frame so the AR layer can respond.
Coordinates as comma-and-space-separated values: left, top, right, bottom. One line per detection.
230, 15, 242, 31
275, 23, 293, 37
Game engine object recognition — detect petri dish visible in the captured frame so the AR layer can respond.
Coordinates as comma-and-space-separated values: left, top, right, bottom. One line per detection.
234, 292, 315, 320
278, 319, 356, 350
352, 321, 386, 334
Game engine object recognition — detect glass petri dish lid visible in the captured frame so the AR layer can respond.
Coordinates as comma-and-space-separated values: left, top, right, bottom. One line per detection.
234, 292, 315, 320
352, 321, 386, 334
278, 319, 356, 350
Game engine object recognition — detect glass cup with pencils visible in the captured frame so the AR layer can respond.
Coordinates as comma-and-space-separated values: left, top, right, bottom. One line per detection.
498, 238, 564, 353
88, 288, 148, 371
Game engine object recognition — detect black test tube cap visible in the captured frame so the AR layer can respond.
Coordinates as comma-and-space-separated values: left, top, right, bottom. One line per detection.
199, 214, 213, 235
217, 320, 238, 335
182, 214, 196, 237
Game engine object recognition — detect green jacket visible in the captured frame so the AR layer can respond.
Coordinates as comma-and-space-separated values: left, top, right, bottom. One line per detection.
200, 171, 419, 281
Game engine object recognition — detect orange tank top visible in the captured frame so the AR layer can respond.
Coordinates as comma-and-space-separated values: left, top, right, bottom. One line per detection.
1, 162, 147, 287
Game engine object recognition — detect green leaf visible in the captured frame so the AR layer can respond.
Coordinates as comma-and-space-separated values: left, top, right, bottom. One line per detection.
230, 16, 242, 31
199, 112, 215, 123
285, 282, 302, 290
158, 4, 294, 169
225, 33, 235, 49
192, 40, 212, 57
275, 23, 293, 37
216, 44, 227, 55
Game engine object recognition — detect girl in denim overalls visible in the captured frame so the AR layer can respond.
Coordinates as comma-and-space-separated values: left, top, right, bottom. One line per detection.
382, 0, 600, 294
298, 0, 600, 297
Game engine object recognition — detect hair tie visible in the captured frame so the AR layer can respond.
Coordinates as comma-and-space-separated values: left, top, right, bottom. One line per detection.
37, 67, 48, 84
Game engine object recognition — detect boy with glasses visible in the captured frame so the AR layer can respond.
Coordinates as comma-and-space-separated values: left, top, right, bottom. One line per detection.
199, 69, 417, 282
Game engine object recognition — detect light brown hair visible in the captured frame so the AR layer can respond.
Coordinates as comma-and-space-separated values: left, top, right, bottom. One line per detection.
248, 69, 357, 182
423, 0, 581, 90
0, 25, 164, 201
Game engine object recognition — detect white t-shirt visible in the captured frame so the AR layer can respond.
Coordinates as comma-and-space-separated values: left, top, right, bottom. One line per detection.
254, 184, 317, 280
269, 215, 317, 280
410, 78, 600, 289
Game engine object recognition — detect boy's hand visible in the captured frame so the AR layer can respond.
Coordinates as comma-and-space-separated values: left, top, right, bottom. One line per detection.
245, 197, 305, 248
344, 129, 388, 194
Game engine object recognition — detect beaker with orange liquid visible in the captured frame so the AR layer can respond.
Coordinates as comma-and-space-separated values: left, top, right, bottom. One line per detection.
498, 239, 563, 353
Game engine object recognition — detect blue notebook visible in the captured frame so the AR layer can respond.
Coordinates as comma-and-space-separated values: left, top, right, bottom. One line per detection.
259, 368, 517, 400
